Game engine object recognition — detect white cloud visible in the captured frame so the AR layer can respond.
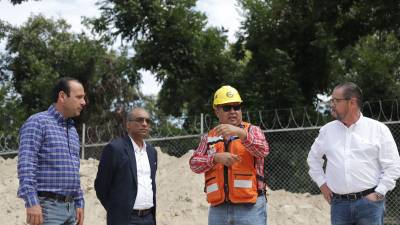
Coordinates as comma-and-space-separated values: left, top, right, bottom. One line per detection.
0, 0, 241, 96
140, 70, 161, 96
0, 0, 98, 33
196, 0, 242, 42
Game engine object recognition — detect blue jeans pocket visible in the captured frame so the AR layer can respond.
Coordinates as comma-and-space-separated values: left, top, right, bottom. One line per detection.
331, 198, 385, 225
39, 198, 76, 225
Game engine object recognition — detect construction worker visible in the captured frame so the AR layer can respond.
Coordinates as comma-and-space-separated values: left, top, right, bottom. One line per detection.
189, 85, 270, 225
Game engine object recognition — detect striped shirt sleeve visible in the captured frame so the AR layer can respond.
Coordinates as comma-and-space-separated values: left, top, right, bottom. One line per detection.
189, 125, 269, 174
74, 189, 84, 208
242, 125, 269, 158
189, 135, 216, 174
17, 117, 42, 207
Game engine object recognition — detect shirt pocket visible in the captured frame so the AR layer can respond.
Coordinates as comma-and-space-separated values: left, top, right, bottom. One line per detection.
350, 138, 379, 161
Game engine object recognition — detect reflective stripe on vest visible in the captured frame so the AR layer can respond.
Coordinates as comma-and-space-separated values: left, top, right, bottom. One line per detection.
204, 122, 258, 206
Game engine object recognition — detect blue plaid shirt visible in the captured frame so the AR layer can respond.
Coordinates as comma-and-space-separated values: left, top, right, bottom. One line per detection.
17, 105, 84, 208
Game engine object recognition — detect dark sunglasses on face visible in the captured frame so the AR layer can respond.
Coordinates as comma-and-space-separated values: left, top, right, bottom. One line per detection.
221, 105, 241, 112
129, 117, 151, 124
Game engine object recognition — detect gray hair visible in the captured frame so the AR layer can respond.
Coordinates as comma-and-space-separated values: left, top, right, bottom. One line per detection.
126, 107, 148, 121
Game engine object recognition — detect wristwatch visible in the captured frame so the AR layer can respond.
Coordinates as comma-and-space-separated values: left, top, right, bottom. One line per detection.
375, 192, 385, 201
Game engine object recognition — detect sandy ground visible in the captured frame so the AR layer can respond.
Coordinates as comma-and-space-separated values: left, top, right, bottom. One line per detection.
0, 150, 330, 225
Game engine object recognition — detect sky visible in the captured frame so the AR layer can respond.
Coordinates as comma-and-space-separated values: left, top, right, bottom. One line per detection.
0, 0, 243, 96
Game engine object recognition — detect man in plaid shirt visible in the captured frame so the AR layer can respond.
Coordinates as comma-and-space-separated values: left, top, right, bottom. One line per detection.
189, 85, 270, 225
17, 77, 86, 225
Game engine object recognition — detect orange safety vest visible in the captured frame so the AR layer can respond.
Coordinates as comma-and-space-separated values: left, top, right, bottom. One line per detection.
204, 122, 258, 206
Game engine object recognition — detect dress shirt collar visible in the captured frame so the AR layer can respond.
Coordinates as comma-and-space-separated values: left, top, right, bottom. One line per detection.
336, 112, 363, 129
129, 136, 146, 153
48, 104, 74, 125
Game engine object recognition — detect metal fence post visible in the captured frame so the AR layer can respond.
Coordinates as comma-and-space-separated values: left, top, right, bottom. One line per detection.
81, 123, 85, 159
200, 113, 204, 134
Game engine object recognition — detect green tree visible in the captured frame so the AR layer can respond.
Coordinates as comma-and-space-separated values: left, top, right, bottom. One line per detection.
0, 20, 12, 78
87, 0, 241, 117
4, 15, 140, 127
8, 0, 29, 5
237, 0, 400, 109
0, 20, 9, 40
330, 32, 400, 118
1, 20, 23, 141
236, 0, 335, 109
0, 81, 24, 138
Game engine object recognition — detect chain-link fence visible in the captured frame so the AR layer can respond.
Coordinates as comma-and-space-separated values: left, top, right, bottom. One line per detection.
0, 134, 18, 155
2, 100, 400, 224
266, 124, 400, 225
78, 120, 400, 225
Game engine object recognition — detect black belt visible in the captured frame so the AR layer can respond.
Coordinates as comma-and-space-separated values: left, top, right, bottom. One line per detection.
37, 191, 74, 203
332, 187, 376, 200
132, 208, 153, 217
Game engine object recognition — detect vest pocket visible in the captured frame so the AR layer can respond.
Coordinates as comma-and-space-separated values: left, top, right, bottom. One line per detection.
205, 176, 224, 205
230, 173, 257, 203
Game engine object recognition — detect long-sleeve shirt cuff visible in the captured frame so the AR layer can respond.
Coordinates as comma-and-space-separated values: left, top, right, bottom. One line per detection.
24, 194, 40, 208
242, 128, 252, 145
74, 198, 84, 208
375, 185, 388, 196
316, 179, 326, 189
208, 154, 216, 167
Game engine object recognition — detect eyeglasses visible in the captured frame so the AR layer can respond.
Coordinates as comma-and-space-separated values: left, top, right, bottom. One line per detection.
329, 98, 350, 104
221, 105, 241, 112
129, 117, 151, 124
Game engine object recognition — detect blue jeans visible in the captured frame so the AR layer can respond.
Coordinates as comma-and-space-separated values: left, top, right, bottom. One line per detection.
208, 196, 267, 225
331, 197, 385, 225
39, 197, 76, 225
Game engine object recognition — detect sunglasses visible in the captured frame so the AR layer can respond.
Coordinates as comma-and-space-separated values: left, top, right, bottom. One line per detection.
129, 117, 152, 124
221, 105, 241, 112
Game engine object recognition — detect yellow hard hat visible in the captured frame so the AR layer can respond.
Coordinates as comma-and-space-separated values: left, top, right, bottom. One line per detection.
213, 85, 242, 109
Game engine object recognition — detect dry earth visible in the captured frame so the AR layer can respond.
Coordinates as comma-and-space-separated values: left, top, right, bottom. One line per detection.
0, 150, 329, 225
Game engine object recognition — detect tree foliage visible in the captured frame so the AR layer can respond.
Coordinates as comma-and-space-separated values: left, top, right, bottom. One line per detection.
236, 0, 335, 109
237, 0, 400, 109
88, 0, 241, 116
3, 0, 400, 133
8, 0, 30, 5
0, 20, 12, 79
0, 20, 22, 137
4, 15, 141, 126
331, 32, 400, 102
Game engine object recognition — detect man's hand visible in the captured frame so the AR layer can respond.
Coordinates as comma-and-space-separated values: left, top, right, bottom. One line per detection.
365, 192, 384, 202
26, 205, 43, 225
320, 183, 333, 203
214, 152, 240, 167
214, 124, 246, 140
76, 208, 84, 225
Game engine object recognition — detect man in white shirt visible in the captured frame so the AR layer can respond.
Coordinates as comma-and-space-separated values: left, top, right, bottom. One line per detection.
95, 107, 158, 225
307, 82, 400, 225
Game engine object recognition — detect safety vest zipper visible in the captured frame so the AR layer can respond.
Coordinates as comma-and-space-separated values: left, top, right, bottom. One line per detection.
223, 140, 230, 202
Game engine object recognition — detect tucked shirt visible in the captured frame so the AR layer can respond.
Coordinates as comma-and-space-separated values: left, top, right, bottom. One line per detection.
189, 123, 269, 190
129, 137, 154, 210
307, 114, 400, 195
17, 105, 84, 208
